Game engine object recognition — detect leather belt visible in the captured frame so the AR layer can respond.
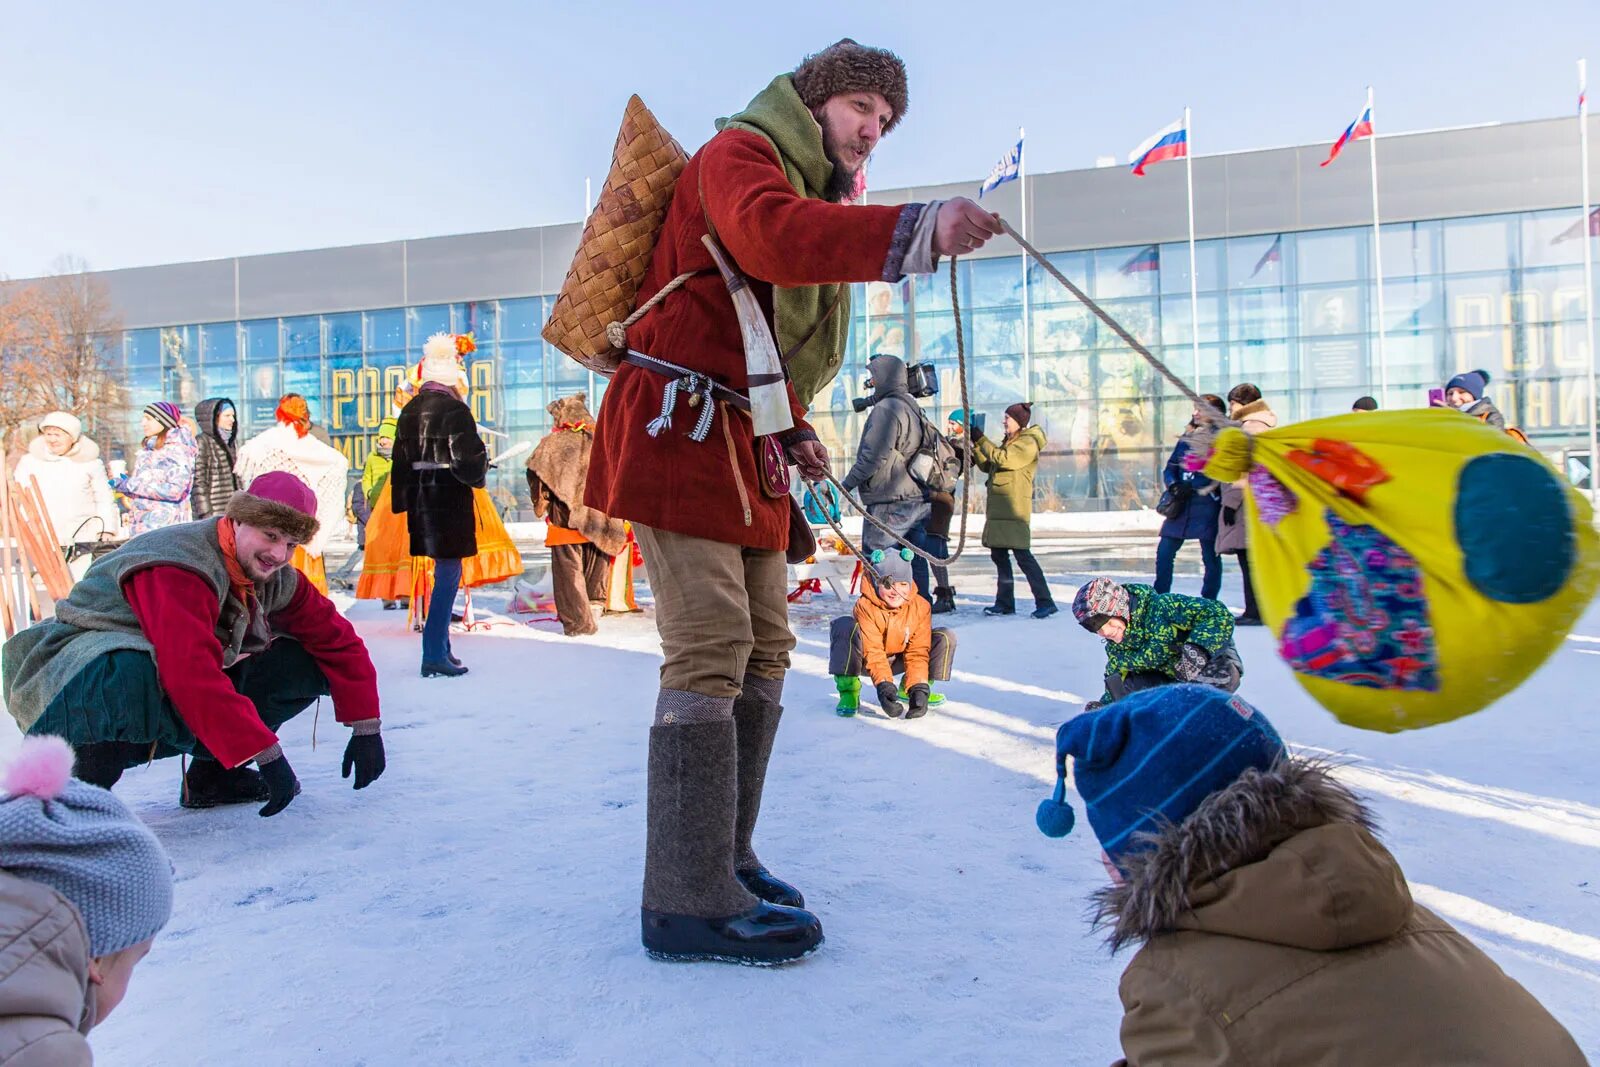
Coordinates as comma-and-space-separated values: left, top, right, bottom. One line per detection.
623, 350, 751, 412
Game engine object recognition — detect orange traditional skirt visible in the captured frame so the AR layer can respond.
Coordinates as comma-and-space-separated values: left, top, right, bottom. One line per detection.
356, 484, 523, 607
293, 547, 329, 595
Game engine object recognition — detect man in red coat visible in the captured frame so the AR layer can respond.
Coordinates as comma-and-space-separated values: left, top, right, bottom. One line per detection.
587, 39, 1002, 964
3, 472, 386, 818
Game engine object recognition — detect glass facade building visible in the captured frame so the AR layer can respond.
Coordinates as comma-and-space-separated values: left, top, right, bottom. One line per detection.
103, 205, 1599, 513
54, 115, 1597, 514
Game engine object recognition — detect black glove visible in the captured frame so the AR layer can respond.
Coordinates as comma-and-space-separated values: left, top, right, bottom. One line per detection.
1174, 643, 1210, 682
342, 730, 386, 790
876, 681, 905, 718
1222, 506, 1238, 524
257, 754, 299, 817
906, 683, 931, 718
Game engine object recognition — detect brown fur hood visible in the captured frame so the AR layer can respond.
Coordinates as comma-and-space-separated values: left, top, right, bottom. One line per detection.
1092, 757, 1380, 951
527, 394, 627, 556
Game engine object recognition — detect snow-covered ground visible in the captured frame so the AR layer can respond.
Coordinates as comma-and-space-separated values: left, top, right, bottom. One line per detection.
6, 563, 1598, 1064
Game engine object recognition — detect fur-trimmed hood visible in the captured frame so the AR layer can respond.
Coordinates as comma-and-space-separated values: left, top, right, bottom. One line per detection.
527, 394, 627, 557
26, 433, 101, 466
1229, 397, 1278, 434
1092, 757, 1387, 951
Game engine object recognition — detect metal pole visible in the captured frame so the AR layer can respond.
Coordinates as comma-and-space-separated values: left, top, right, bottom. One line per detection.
1184, 106, 1200, 387
1580, 59, 1597, 503
1368, 86, 1389, 407
1019, 127, 1032, 397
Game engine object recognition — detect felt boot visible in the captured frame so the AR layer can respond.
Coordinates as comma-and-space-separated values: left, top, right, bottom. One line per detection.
732, 689, 804, 909
931, 586, 957, 614
181, 756, 272, 809
641, 719, 822, 965
834, 675, 861, 716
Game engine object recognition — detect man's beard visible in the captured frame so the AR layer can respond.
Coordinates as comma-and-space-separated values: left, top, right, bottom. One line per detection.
819, 114, 867, 204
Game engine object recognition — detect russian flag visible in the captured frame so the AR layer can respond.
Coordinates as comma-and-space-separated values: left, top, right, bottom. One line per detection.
1321, 105, 1374, 167
1128, 118, 1188, 176
1120, 245, 1160, 274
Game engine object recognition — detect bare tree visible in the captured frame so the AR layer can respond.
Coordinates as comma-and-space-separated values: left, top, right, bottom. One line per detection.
0, 258, 124, 450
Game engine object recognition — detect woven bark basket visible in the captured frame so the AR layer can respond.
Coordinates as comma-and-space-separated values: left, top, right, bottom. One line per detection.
541, 95, 687, 375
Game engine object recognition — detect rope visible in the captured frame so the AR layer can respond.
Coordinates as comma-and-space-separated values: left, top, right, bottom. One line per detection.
811, 214, 1233, 581
607, 270, 699, 350
807, 254, 975, 573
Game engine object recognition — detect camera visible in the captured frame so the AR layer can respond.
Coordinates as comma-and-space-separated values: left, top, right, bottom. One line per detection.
852, 359, 940, 412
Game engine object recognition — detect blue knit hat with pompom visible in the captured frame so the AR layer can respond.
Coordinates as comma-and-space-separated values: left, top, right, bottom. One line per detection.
1036, 685, 1286, 869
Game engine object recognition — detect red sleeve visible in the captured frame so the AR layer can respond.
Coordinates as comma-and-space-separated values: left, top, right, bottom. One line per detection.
701, 131, 904, 288
124, 568, 280, 769
269, 572, 380, 726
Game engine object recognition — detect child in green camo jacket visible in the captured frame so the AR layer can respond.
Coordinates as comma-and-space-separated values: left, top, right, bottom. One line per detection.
1070, 577, 1242, 709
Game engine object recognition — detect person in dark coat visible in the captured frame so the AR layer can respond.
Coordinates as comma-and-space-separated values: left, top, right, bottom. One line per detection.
191, 398, 240, 519
925, 411, 974, 614
391, 334, 489, 678
840, 354, 931, 556
1442, 369, 1506, 429
1154, 394, 1224, 600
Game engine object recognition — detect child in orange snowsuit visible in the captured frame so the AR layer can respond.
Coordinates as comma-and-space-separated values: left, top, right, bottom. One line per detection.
828, 548, 956, 719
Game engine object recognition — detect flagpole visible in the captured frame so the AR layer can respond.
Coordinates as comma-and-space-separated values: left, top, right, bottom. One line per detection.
1184, 106, 1200, 387
1367, 87, 1389, 407
1581, 59, 1597, 504
1019, 127, 1032, 397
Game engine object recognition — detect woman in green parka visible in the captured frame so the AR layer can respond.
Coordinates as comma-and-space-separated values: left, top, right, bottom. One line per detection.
971, 402, 1057, 618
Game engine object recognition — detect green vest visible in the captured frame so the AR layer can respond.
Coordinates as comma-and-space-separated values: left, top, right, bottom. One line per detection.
2, 518, 299, 732
717, 75, 853, 409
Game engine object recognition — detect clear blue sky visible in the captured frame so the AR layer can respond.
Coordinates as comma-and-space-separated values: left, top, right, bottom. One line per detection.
2, 0, 1597, 277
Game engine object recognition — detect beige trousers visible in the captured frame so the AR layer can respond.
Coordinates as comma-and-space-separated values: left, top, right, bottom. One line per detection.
634, 524, 794, 698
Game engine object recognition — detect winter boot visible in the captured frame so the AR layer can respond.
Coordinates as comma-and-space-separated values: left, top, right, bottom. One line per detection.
181, 756, 272, 809
1031, 603, 1060, 620
732, 687, 805, 909
931, 586, 957, 614
834, 676, 861, 716
641, 717, 822, 965
72, 742, 141, 789
896, 683, 946, 708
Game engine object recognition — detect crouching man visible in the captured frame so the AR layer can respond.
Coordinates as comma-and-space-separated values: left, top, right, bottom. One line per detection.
2, 472, 386, 816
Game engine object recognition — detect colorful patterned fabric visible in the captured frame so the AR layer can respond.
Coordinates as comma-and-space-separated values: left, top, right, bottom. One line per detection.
1072, 577, 1130, 631
1278, 510, 1440, 692
121, 426, 197, 536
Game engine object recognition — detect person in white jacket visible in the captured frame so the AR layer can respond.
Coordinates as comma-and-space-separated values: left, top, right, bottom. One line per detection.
234, 393, 349, 594
13, 412, 122, 579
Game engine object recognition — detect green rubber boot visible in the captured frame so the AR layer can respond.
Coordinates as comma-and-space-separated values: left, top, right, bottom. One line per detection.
897, 684, 947, 707
834, 676, 861, 716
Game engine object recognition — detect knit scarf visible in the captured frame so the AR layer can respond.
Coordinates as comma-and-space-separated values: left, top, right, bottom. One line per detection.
216, 518, 257, 610
716, 74, 851, 410
555, 421, 593, 435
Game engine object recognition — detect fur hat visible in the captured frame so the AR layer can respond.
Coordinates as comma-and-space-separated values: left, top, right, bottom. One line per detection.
792, 39, 908, 134
1446, 369, 1490, 401
1036, 685, 1286, 870
0, 736, 173, 957
39, 411, 83, 441
225, 471, 320, 544
420, 333, 464, 386
1072, 577, 1129, 633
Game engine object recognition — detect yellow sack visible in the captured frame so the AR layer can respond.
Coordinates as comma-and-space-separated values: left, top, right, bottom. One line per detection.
1201, 409, 1600, 732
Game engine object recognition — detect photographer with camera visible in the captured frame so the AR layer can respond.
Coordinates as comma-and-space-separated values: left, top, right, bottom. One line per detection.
841, 354, 937, 564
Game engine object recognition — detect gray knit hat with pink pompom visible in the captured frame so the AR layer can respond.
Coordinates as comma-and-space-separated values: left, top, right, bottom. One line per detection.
0, 736, 173, 956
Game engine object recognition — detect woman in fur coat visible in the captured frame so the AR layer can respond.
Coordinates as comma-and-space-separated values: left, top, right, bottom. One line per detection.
525, 393, 626, 637
1040, 685, 1586, 1066
234, 393, 349, 593
14, 412, 120, 552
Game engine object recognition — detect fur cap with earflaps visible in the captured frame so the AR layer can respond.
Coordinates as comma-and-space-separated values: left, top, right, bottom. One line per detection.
224, 471, 321, 545
792, 38, 909, 133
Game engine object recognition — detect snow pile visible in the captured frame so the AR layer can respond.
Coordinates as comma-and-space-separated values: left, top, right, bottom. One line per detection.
3, 572, 1595, 1063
